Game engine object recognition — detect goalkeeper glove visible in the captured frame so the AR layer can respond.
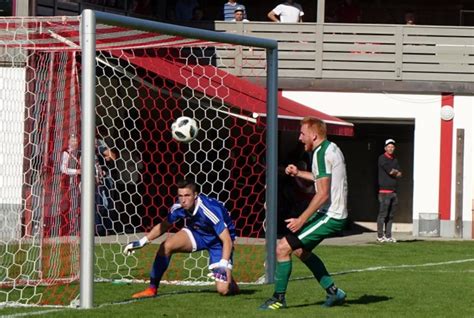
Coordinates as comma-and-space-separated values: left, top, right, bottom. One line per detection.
123, 236, 149, 256
207, 259, 229, 282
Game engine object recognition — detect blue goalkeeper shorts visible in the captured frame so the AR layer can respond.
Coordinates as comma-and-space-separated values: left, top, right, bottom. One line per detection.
183, 228, 234, 270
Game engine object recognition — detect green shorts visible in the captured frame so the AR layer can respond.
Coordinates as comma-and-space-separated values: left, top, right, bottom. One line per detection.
287, 212, 346, 251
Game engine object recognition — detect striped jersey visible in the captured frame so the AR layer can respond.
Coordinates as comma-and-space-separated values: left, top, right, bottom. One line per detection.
311, 139, 348, 220
167, 194, 236, 240
223, 2, 246, 21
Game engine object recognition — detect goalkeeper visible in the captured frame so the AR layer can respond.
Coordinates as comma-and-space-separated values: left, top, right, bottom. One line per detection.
124, 178, 239, 298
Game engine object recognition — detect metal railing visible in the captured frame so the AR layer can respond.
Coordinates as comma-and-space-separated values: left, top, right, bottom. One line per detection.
215, 22, 474, 83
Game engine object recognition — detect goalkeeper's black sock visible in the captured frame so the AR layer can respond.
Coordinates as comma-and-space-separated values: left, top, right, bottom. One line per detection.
150, 254, 170, 289
326, 284, 338, 295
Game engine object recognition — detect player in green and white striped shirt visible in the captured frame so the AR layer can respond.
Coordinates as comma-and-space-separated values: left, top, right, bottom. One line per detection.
259, 117, 348, 310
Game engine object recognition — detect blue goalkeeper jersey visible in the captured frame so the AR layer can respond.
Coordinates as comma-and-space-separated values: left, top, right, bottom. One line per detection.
167, 194, 236, 241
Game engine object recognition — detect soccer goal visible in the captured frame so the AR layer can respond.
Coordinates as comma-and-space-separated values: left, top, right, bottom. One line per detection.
0, 11, 278, 308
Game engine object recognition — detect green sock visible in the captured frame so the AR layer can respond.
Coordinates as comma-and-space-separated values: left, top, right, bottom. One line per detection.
274, 260, 292, 294
301, 253, 334, 289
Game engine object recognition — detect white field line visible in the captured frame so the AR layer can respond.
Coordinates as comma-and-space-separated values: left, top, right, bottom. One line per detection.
0, 308, 62, 317
1, 285, 232, 315
291, 258, 474, 281
95, 288, 215, 308
2, 258, 473, 316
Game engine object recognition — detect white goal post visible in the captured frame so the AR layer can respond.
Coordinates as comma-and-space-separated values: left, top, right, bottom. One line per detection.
0, 11, 279, 309
81, 10, 279, 308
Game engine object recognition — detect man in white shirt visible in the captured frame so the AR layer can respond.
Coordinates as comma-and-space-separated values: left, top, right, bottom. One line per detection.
267, 0, 304, 23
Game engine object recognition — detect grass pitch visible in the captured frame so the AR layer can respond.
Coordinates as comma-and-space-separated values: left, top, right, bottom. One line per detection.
1, 239, 473, 317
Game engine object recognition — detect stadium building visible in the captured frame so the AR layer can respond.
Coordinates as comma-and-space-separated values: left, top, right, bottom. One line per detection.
3, 0, 474, 240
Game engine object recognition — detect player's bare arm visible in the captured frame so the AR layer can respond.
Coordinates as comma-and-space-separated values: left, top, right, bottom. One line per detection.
209, 227, 234, 284
146, 219, 171, 241
267, 10, 279, 22
285, 176, 330, 233
285, 164, 314, 181
123, 219, 171, 255
218, 228, 233, 262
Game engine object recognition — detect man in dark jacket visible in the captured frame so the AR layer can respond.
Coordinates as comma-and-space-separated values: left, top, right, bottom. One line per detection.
377, 139, 402, 243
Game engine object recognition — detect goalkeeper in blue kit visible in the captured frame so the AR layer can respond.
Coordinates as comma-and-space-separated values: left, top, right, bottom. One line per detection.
124, 179, 240, 298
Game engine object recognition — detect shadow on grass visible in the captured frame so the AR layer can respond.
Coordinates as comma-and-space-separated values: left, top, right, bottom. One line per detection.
234, 289, 258, 295
396, 239, 426, 244
347, 294, 392, 305
159, 288, 257, 296
113, 287, 258, 305
289, 294, 391, 309
367, 239, 426, 245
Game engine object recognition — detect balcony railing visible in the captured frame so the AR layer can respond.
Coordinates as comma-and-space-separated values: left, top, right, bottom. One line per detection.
32, 1, 474, 86
215, 22, 474, 83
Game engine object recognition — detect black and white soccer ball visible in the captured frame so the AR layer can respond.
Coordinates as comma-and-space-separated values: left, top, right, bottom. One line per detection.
171, 116, 199, 143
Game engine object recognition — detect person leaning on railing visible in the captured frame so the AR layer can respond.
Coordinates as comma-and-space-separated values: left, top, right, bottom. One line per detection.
267, 0, 304, 23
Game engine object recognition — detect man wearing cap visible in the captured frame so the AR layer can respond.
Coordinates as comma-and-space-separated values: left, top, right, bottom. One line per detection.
223, 0, 246, 21
232, 7, 249, 22
377, 139, 402, 243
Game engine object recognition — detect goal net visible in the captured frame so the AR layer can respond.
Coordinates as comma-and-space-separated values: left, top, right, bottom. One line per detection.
0, 15, 271, 306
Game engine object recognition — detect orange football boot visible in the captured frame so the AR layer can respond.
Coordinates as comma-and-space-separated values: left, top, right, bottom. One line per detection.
132, 287, 157, 299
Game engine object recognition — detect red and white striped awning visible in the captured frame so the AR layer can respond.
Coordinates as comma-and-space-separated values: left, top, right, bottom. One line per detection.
113, 51, 354, 136
0, 16, 353, 135
0, 16, 213, 51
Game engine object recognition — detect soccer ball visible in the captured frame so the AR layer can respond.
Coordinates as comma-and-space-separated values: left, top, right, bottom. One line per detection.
171, 116, 199, 143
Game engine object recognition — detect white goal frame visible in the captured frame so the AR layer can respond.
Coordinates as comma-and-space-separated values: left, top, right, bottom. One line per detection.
80, 10, 279, 309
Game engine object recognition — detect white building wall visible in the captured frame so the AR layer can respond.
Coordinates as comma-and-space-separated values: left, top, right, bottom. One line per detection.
0, 67, 26, 205
0, 67, 26, 241
283, 91, 473, 238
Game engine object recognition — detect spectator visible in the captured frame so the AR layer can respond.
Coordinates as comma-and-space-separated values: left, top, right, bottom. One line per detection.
60, 133, 81, 236
267, 0, 304, 23
224, 0, 246, 21
335, 0, 361, 23
404, 11, 416, 25
61, 134, 81, 178
60, 132, 118, 236
232, 6, 249, 22
376, 139, 402, 243
95, 135, 118, 236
